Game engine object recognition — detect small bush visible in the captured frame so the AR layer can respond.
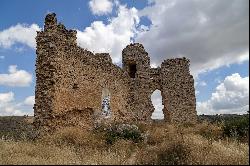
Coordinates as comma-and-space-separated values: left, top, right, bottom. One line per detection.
105, 124, 143, 144
222, 115, 249, 141
156, 143, 190, 165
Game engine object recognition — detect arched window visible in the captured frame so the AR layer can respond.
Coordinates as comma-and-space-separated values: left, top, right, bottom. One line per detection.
101, 88, 111, 118
151, 89, 164, 120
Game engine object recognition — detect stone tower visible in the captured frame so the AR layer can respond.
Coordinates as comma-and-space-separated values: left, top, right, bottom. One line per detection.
122, 43, 155, 121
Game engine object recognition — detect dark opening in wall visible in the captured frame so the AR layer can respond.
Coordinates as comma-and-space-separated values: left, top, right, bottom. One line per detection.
73, 83, 79, 89
128, 63, 137, 78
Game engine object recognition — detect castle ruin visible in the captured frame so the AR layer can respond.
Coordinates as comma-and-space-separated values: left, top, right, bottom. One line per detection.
34, 13, 197, 132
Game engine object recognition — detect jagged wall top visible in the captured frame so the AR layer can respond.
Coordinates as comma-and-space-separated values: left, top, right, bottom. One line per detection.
42, 13, 77, 46
44, 13, 57, 31
42, 13, 192, 69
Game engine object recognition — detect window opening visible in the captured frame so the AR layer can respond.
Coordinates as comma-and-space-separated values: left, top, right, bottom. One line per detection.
128, 63, 136, 78
151, 89, 164, 120
101, 88, 111, 118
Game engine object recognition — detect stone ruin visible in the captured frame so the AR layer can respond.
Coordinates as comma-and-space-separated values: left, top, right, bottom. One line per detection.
34, 13, 197, 132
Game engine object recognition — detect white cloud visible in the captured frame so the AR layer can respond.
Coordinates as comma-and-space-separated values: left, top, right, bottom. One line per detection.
89, 0, 113, 16
1, 1, 247, 76
77, 4, 140, 63
0, 106, 24, 116
0, 92, 14, 104
197, 73, 249, 115
136, 0, 249, 76
0, 23, 40, 49
0, 92, 34, 116
199, 81, 207, 87
151, 89, 164, 119
195, 90, 200, 96
0, 65, 32, 87
0, 56, 4, 59
24, 95, 35, 106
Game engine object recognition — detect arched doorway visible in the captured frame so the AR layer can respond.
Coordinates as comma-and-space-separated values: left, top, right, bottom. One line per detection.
101, 88, 111, 118
151, 89, 164, 120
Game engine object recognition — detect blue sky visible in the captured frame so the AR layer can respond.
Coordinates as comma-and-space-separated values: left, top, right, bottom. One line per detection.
0, 0, 249, 117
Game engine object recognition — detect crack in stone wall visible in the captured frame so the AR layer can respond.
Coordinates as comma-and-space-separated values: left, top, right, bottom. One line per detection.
34, 13, 197, 132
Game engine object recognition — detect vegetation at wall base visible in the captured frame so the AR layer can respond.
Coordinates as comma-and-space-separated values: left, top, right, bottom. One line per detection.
0, 115, 249, 165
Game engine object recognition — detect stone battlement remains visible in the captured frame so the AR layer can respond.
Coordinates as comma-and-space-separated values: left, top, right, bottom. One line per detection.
34, 13, 197, 132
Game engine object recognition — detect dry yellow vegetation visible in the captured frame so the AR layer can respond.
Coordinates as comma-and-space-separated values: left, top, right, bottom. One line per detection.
0, 122, 248, 165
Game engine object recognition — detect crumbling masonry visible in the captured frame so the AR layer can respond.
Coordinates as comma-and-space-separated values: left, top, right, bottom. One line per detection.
34, 13, 197, 131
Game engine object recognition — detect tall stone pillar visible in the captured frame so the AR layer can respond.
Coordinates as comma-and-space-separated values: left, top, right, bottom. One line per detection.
122, 43, 154, 121
161, 58, 196, 123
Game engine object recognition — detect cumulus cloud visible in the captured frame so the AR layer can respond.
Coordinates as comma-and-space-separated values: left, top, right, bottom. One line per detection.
77, 4, 139, 63
0, 23, 40, 49
0, 92, 14, 104
151, 90, 164, 119
136, 0, 249, 76
23, 95, 35, 106
0, 65, 32, 87
0, 92, 32, 116
197, 73, 249, 115
89, 0, 113, 16
0, 106, 24, 116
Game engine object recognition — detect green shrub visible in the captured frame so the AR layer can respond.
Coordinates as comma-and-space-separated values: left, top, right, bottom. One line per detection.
222, 115, 249, 140
105, 124, 143, 144
106, 132, 118, 145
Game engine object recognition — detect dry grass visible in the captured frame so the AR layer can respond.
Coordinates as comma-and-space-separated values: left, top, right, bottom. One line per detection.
0, 123, 248, 165
0, 139, 80, 165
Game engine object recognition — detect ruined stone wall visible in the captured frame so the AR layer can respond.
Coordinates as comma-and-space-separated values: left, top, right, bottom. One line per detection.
161, 58, 196, 123
52, 48, 132, 124
149, 67, 161, 91
122, 44, 155, 121
34, 13, 59, 131
34, 13, 197, 132
35, 13, 132, 132
121, 45, 196, 123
